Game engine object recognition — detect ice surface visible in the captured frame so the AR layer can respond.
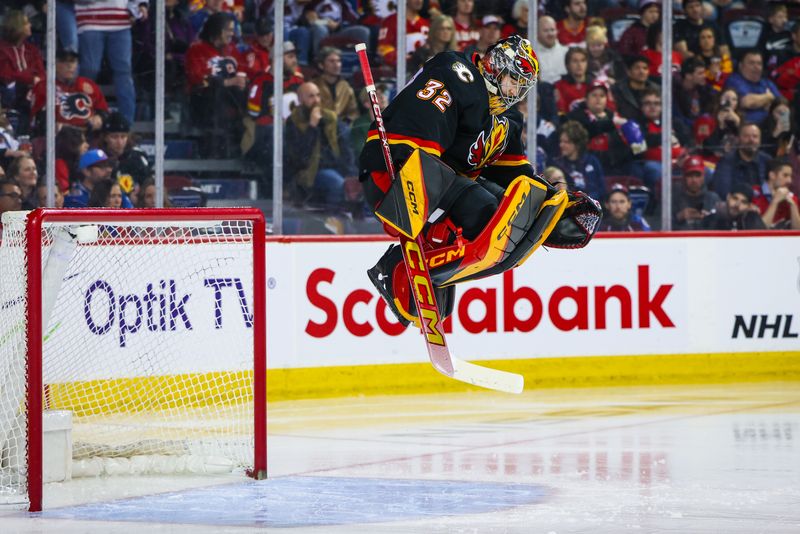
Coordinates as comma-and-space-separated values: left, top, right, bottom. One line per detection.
1, 382, 798, 533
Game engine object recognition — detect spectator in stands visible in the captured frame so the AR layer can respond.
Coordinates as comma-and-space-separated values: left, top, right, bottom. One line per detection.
0, 10, 44, 136
550, 120, 606, 201
237, 17, 272, 82
5, 154, 38, 209
463, 15, 502, 57
412, 14, 459, 72
0, 105, 28, 170
556, 0, 587, 46
696, 27, 732, 93
673, 56, 713, 137
135, 177, 171, 208
555, 46, 591, 115
710, 122, 770, 198
724, 49, 780, 126
75, 0, 147, 123
536, 16, 568, 84
36, 179, 65, 208
242, 42, 305, 165
350, 84, 387, 157
599, 184, 650, 231
55, 125, 88, 192
543, 165, 568, 191
612, 55, 658, 125
56, 0, 78, 53
451, 0, 479, 50
190, 0, 226, 34
703, 182, 765, 230
700, 88, 741, 162
674, 0, 727, 60
760, 97, 793, 158
672, 154, 720, 230
641, 24, 681, 81
617, 0, 660, 59
185, 12, 248, 157
377, 0, 430, 68
502, 0, 529, 40
637, 88, 684, 189
0, 179, 22, 236
312, 47, 359, 124
64, 148, 121, 208
753, 158, 800, 230
758, 3, 791, 71
136, 0, 195, 94
772, 25, 800, 121
99, 112, 151, 196
284, 82, 357, 207
566, 80, 633, 175
30, 48, 108, 132
305, 0, 371, 56
87, 179, 123, 208
585, 25, 624, 86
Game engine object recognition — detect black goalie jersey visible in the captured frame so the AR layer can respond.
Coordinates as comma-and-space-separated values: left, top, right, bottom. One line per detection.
359, 50, 534, 190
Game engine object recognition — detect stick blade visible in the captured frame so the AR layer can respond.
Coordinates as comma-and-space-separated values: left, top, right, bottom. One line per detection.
450, 357, 524, 394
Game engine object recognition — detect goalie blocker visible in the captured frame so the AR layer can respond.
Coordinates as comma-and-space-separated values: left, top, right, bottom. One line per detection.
367, 149, 602, 327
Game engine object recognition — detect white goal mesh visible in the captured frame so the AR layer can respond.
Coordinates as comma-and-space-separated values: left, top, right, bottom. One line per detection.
0, 209, 266, 510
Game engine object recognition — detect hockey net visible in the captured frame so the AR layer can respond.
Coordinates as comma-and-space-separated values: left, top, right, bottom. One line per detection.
0, 208, 266, 511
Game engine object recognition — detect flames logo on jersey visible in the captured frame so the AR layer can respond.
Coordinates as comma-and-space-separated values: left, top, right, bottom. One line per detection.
58, 92, 92, 121
208, 56, 239, 78
467, 115, 509, 169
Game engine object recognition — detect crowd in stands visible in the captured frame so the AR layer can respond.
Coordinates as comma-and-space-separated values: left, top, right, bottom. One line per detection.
1, 0, 799, 233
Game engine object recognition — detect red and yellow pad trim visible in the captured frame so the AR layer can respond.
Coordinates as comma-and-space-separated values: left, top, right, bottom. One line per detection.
366, 131, 443, 157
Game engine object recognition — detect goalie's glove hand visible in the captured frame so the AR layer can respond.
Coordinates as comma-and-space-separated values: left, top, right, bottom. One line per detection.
544, 190, 602, 249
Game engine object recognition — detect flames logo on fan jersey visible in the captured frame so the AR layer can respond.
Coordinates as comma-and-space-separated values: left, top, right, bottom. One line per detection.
208, 56, 239, 77
467, 115, 509, 169
58, 92, 92, 121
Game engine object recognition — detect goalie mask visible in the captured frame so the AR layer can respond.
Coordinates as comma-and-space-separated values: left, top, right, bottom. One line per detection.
479, 35, 539, 115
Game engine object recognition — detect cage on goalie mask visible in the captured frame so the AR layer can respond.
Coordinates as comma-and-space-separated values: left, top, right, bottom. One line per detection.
480, 35, 539, 114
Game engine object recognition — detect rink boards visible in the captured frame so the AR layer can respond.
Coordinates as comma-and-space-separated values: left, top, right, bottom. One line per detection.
41, 232, 800, 399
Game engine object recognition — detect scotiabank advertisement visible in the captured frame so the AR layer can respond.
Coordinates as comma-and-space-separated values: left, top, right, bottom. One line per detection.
265, 234, 800, 368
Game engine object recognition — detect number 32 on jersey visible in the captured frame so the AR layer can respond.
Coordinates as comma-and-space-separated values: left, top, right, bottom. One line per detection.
416, 79, 452, 112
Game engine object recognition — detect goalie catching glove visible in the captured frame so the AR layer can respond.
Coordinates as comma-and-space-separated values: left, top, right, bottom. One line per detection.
543, 190, 602, 249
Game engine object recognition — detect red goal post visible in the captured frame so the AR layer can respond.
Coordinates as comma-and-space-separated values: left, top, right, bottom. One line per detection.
2, 208, 267, 512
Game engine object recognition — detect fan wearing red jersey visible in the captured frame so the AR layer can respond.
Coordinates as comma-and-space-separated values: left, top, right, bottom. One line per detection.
360, 35, 601, 327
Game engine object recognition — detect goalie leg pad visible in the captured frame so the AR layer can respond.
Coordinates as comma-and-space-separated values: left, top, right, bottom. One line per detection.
367, 244, 456, 327
428, 175, 561, 287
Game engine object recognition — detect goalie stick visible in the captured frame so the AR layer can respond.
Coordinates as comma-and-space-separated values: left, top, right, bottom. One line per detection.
355, 43, 524, 394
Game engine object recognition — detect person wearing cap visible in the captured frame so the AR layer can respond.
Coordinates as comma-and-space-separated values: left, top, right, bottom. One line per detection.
752, 158, 800, 230
566, 80, 635, 176
556, 0, 588, 46
672, 155, 720, 230
99, 111, 151, 196
618, 0, 661, 60
237, 18, 273, 81
703, 182, 766, 230
64, 148, 132, 208
599, 184, 651, 232
463, 15, 503, 57
313, 47, 360, 124
31, 47, 109, 132
377, 0, 431, 67
536, 16, 568, 84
